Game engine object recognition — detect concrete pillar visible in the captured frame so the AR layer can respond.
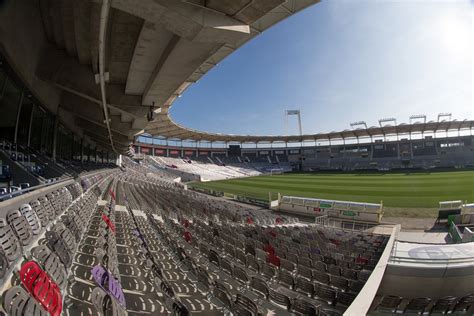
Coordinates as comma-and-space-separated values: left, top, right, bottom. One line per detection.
13, 92, 24, 144
27, 104, 34, 146
52, 116, 58, 161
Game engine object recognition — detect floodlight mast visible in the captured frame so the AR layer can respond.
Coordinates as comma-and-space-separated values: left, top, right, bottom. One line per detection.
350, 121, 367, 129
437, 113, 452, 122
378, 117, 397, 127
285, 110, 303, 136
409, 114, 426, 124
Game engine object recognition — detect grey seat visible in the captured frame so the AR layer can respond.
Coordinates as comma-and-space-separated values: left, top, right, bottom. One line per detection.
250, 276, 269, 298
19, 204, 42, 236
7, 209, 33, 246
31, 245, 67, 288
2, 285, 48, 316
292, 298, 318, 316
232, 293, 258, 316
269, 288, 290, 310
0, 219, 22, 262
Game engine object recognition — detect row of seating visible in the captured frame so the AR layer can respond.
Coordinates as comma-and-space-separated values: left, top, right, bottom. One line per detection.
372, 294, 474, 315
1, 171, 114, 315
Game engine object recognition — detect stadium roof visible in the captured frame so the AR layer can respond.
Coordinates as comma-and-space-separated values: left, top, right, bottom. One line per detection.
145, 115, 474, 143
1, 0, 320, 153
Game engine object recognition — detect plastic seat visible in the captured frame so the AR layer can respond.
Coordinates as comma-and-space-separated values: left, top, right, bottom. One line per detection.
2, 285, 48, 316
297, 264, 312, 280
91, 287, 127, 316
233, 266, 249, 284
261, 263, 276, 279
313, 270, 330, 285
337, 291, 356, 306
246, 254, 260, 272
403, 297, 432, 314
29, 200, 49, 228
7, 209, 34, 246
279, 258, 295, 273
208, 249, 220, 266
220, 257, 233, 276
295, 276, 315, 297
250, 276, 269, 298
31, 245, 67, 289
317, 285, 337, 305
19, 260, 63, 316
211, 281, 232, 309
0, 218, 22, 262
330, 275, 348, 291
292, 298, 318, 316
91, 265, 126, 306
452, 294, 474, 313
232, 293, 258, 316
430, 296, 457, 314
376, 295, 402, 313
19, 204, 42, 236
269, 288, 290, 310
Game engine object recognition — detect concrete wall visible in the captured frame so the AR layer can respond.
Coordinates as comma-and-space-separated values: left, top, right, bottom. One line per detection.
0, 0, 61, 114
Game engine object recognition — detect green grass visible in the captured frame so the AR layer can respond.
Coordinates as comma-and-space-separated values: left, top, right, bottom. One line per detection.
189, 170, 474, 209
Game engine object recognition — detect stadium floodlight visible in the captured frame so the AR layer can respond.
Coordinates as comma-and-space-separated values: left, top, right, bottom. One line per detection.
409, 114, 426, 124
285, 110, 303, 136
437, 113, 452, 122
350, 121, 367, 129
378, 117, 397, 127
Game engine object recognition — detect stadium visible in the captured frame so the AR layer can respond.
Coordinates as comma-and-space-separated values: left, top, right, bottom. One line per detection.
0, 1, 472, 316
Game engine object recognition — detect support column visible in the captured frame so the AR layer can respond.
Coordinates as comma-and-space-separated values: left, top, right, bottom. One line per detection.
27, 105, 34, 146
13, 91, 24, 144
52, 116, 58, 161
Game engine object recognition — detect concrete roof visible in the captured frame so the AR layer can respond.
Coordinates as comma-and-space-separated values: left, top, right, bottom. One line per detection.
0, 0, 320, 153
146, 117, 474, 143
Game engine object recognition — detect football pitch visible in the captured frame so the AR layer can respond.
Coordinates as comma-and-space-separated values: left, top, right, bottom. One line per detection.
189, 170, 474, 217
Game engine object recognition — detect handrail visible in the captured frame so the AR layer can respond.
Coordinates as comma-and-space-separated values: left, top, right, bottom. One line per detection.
343, 224, 400, 316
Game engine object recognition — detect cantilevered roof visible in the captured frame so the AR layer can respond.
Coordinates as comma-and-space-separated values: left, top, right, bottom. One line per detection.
2, 0, 319, 153
145, 116, 474, 142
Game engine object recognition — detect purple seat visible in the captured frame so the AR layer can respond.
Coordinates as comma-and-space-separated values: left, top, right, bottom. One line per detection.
91, 265, 126, 307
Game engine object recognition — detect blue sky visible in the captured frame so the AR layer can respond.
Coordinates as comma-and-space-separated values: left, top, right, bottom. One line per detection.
170, 0, 473, 136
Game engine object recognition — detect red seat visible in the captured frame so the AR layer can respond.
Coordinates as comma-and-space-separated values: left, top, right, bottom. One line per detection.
184, 231, 192, 243
109, 189, 116, 201
101, 214, 116, 233
267, 254, 281, 267
20, 261, 62, 316
264, 244, 275, 256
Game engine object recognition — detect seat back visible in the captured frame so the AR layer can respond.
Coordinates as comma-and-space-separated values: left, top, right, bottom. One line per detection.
404, 297, 432, 313
19, 260, 62, 316
377, 295, 402, 312
292, 298, 318, 316
250, 277, 269, 298
453, 294, 474, 312
233, 293, 258, 316
295, 276, 314, 297
269, 288, 290, 309
430, 296, 457, 314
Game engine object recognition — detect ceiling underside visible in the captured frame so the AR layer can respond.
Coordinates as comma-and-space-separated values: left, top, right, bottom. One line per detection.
35, 0, 320, 152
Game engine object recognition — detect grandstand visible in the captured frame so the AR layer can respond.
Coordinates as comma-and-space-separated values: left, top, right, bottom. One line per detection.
0, 0, 473, 315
